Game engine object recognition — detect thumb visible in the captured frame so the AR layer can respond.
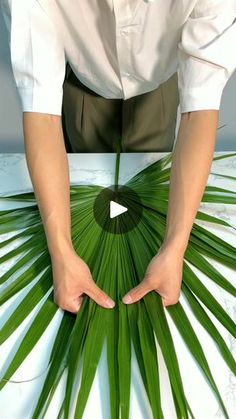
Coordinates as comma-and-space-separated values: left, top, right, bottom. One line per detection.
122, 280, 152, 304
85, 280, 115, 309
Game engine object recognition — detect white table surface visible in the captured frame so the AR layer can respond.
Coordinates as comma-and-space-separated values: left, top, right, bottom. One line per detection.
0, 152, 235, 419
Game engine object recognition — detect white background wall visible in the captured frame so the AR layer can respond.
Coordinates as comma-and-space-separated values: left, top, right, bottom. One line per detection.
0, 2, 236, 152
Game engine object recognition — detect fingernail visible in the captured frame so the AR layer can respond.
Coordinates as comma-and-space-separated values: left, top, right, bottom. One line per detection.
106, 299, 115, 308
123, 294, 132, 304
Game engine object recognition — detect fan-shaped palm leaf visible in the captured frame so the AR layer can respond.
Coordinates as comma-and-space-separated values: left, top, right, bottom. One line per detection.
0, 152, 236, 419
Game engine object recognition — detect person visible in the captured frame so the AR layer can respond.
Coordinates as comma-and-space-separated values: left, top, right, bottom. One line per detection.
1, 0, 236, 314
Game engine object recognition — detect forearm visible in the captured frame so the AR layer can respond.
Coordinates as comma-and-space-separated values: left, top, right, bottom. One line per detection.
23, 112, 73, 258
161, 110, 219, 255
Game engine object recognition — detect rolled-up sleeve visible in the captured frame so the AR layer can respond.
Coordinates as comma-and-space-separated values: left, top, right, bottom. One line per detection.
178, 0, 236, 113
1, 0, 66, 115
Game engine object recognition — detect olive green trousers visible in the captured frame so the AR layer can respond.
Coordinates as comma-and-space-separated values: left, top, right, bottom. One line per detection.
61, 64, 179, 153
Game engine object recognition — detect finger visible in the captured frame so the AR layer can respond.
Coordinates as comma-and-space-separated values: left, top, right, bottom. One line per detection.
122, 279, 152, 304
76, 295, 84, 311
162, 293, 180, 308
67, 293, 86, 313
85, 279, 115, 309
76, 302, 82, 312
72, 301, 82, 313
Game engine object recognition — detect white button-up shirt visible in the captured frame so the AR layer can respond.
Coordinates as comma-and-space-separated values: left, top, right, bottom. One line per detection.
1, 0, 236, 116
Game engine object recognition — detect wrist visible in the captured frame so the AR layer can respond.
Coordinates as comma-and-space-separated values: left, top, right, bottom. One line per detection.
48, 237, 75, 260
158, 236, 188, 257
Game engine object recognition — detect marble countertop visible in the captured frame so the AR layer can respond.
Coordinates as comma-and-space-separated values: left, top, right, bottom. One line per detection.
0, 152, 235, 419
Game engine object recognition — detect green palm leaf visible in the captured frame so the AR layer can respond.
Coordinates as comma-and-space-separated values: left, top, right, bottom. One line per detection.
137, 302, 163, 419
0, 151, 235, 418
31, 311, 76, 419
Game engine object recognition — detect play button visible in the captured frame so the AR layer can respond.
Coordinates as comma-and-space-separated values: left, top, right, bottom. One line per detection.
110, 201, 128, 218
93, 184, 143, 234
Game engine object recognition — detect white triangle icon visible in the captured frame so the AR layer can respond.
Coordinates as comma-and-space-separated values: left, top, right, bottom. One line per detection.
110, 200, 128, 219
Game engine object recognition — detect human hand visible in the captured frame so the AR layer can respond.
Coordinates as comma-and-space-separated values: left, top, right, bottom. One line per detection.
51, 248, 115, 314
122, 246, 184, 307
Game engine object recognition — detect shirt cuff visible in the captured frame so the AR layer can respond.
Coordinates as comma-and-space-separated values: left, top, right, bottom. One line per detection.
179, 83, 225, 113
17, 86, 63, 116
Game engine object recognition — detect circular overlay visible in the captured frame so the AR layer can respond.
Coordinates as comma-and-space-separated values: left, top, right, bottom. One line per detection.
93, 184, 143, 234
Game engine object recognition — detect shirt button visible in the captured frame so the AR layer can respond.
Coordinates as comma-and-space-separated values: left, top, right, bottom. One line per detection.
120, 28, 129, 36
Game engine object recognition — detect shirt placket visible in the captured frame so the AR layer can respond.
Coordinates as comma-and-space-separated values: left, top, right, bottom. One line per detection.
113, 0, 140, 100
